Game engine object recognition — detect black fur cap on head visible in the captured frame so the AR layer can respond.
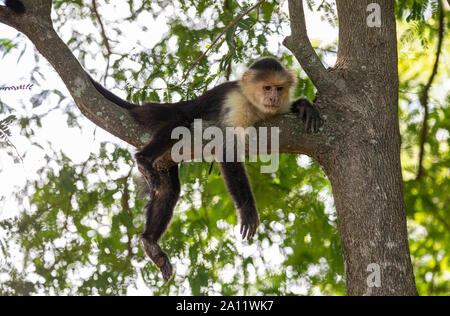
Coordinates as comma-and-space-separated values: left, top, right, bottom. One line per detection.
249, 57, 285, 72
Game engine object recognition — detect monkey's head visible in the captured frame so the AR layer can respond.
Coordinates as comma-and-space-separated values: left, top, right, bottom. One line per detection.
241, 57, 297, 113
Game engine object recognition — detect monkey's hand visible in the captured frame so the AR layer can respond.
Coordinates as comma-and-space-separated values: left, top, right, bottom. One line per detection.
140, 235, 173, 282
291, 98, 323, 133
239, 206, 260, 240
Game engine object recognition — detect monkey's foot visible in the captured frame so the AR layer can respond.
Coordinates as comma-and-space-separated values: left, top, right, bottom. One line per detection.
239, 208, 260, 240
140, 235, 173, 282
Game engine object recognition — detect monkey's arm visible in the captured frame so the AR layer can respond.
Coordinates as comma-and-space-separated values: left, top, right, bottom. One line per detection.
218, 162, 259, 240
291, 98, 323, 133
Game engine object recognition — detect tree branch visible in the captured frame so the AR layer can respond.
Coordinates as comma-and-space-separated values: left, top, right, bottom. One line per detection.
0, 0, 144, 148
0, 2, 21, 28
283, 0, 345, 94
416, 0, 445, 180
0, 0, 328, 170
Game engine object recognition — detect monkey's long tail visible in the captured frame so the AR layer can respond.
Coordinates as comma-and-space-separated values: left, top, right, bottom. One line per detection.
5, 0, 25, 13
86, 73, 139, 110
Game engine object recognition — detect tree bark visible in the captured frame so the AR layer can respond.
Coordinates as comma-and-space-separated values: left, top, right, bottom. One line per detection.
286, 0, 418, 295
0, 0, 418, 295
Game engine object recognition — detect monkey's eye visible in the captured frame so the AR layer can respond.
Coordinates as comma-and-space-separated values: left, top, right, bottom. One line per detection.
263, 86, 272, 91
277, 87, 284, 91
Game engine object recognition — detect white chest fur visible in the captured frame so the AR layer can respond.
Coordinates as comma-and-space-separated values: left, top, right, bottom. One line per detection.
222, 89, 268, 128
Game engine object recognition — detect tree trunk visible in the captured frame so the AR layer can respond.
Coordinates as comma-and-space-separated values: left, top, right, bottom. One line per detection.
320, 97, 418, 295
286, 0, 418, 295
314, 0, 418, 295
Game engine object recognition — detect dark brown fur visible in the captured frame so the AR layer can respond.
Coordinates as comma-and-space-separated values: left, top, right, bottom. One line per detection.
87, 57, 322, 281
4, 0, 25, 13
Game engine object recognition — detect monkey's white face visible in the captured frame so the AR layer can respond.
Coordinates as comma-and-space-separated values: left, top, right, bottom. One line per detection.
253, 83, 288, 114
241, 67, 296, 115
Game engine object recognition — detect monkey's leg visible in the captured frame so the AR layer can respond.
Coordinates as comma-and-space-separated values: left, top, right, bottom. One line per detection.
218, 162, 260, 239
140, 165, 180, 282
135, 125, 176, 190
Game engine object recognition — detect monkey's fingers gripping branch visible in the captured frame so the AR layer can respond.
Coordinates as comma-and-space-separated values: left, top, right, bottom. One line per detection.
292, 98, 323, 133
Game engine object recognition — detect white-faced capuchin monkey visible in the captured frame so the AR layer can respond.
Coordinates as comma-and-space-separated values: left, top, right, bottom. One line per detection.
6, 1, 322, 282
90, 57, 322, 282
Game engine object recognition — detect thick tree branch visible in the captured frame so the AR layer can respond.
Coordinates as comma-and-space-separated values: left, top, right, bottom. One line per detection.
0, 0, 146, 148
0, 4, 20, 28
283, 0, 345, 94
0, 0, 327, 169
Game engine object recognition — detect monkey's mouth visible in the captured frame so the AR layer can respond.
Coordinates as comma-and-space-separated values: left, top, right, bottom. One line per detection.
264, 104, 280, 111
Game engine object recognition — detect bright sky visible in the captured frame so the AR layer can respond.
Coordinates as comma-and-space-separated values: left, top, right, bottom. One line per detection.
0, 1, 337, 295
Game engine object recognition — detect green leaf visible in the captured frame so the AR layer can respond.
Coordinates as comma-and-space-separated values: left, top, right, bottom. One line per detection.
238, 17, 257, 30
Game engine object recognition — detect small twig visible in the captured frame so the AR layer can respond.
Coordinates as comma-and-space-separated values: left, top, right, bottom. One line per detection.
225, 61, 232, 80
0, 129, 23, 163
92, 0, 113, 85
119, 172, 134, 220
224, 22, 238, 80
119, 171, 134, 258
416, 0, 445, 180
316, 47, 337, 54
126, 7, 255, 93
168, 0, 266, 90
399, 90, 421, 95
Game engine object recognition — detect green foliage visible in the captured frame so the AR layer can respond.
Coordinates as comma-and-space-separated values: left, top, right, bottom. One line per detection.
0, 38, 15, 56
0, 0, 448, 296
0, 115, 23, 162
1, 146, 140, 295
305, 0, 337, 27
0, 115, 16, 135
396, 0, 432, 22
397, 0, 450, 295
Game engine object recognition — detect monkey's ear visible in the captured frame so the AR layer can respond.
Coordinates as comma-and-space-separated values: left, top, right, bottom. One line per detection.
241, 70, 256, 87
287, 70, 298, 88
241, 70, 250, 84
